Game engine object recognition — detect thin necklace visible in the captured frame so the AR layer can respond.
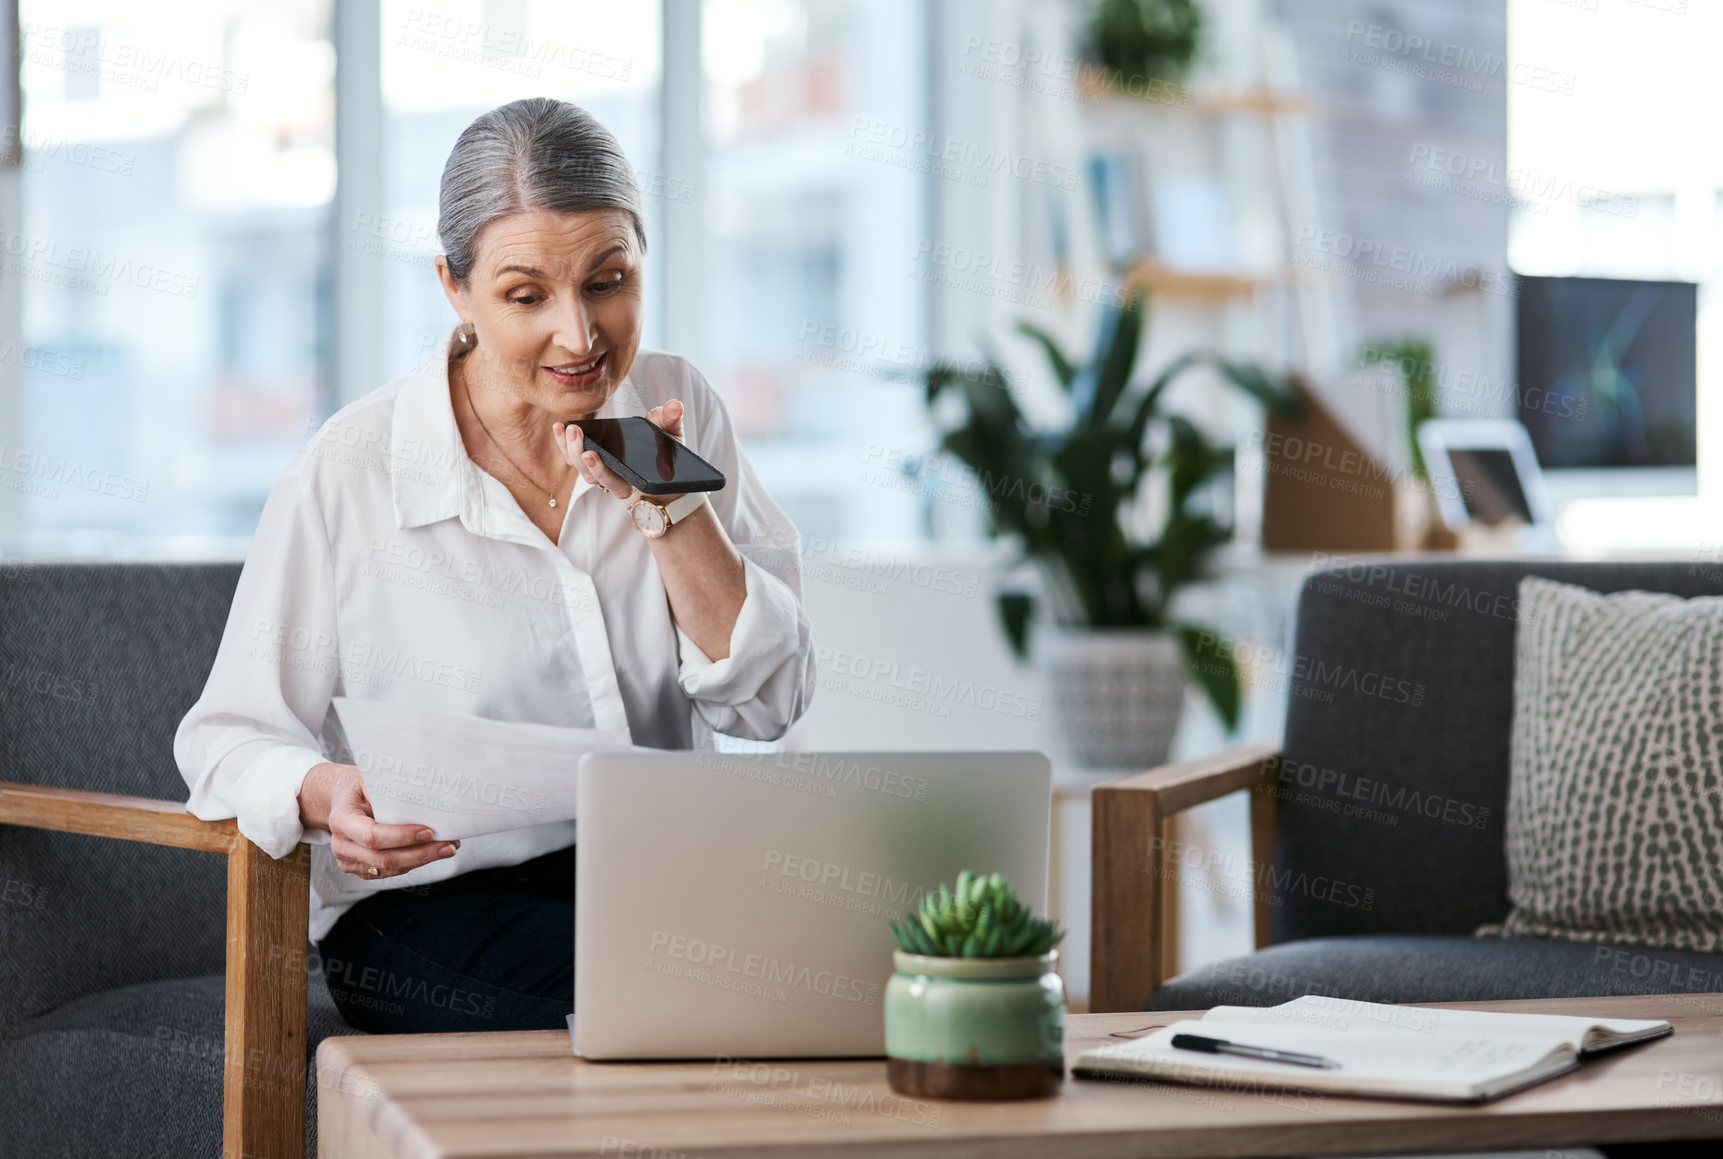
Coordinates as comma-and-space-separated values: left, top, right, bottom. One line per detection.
459, 362, 571, 508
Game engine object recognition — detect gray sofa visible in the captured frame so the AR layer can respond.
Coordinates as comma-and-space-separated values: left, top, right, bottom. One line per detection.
1107, 559, 1723, 1012
0, 562, 356, 1159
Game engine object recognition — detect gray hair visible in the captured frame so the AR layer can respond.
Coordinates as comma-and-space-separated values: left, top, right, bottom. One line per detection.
437, 97, 646, 285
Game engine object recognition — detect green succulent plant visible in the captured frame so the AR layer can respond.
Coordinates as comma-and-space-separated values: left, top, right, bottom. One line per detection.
888, 870, 1064, 959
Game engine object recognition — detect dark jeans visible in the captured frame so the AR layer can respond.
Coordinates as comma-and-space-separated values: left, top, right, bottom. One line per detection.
317, 843, 575, 1034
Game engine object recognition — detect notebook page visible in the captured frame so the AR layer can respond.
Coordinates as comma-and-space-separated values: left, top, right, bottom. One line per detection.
1202, 998, 1444, 1037
1078, 1019, 1575, 1100
1209, 996, 1668, 1051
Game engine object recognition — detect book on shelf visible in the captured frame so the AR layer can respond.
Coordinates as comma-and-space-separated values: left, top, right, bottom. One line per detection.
1086, 149, 1154, 266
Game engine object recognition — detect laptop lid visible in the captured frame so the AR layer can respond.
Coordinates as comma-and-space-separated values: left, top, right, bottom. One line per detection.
572, 750, 1052, 1060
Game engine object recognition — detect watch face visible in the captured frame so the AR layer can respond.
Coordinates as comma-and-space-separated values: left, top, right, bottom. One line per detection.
630, 499, 667, 537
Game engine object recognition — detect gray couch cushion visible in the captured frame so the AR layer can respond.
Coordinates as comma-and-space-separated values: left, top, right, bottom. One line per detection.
0, 563, 243, 1036
0, 969, 355, 1159
1274, 560, 1723, 944
1148, 935, 1723, 1011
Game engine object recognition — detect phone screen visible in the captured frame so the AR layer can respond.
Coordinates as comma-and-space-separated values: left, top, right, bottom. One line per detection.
573, 417, 726, 495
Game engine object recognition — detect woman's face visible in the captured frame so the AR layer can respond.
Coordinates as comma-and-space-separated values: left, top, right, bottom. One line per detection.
437, 207, 643, 420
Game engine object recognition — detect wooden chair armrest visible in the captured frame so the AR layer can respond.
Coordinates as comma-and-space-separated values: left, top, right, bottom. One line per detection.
0, 779, 239, 853
1092, 742, 1282, 814
0, 779, 309, 1158
1090, 742, 1281, 1013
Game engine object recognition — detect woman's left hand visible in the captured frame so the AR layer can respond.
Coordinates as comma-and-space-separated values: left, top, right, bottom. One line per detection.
556, 395, 745, 659
557, 399, 686, 503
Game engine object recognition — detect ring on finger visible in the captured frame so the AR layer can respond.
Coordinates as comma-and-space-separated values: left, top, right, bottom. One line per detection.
367, 865, 380, 877
594, 481, 610, 495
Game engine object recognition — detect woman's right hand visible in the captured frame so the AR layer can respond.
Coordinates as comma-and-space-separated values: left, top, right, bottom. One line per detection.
298, 762, 459, 880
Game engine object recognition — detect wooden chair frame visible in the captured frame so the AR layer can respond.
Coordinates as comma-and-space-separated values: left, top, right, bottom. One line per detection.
0, 780, 310, 1159
1089, 742, 1282, 1013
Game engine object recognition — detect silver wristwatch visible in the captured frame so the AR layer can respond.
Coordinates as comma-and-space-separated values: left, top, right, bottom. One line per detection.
628, 491, 707, 539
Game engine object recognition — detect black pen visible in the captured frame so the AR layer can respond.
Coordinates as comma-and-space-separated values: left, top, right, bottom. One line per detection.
1170, 1033, 1341, 1070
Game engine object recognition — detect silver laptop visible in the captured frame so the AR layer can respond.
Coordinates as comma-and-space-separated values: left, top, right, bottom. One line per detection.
572, 750, 1052, 1059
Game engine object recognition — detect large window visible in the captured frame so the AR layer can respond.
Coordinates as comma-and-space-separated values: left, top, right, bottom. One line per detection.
1508, 0, 1723, 281
699, 0, 928, 542
7, 0, 927, 552
16, 0, 335, 550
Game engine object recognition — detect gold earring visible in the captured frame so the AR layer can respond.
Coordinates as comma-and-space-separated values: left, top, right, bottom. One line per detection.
457, 321, 475, 346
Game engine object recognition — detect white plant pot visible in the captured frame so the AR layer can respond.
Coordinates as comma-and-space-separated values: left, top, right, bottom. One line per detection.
1036, 628, 1189, 771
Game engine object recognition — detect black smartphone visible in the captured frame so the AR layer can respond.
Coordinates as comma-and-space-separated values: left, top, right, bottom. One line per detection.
572, 416, 726, 496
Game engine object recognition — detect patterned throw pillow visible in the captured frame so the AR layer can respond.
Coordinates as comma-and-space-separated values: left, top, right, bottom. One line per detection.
1493, 576, 1723, 953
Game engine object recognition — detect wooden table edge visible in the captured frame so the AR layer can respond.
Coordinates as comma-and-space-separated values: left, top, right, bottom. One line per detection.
314, 995, 1723, 1159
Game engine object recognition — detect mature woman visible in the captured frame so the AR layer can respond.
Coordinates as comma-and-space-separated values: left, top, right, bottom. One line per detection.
174, 98, 815, 1034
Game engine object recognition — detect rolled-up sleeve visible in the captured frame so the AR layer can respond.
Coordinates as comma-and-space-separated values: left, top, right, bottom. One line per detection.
676, 552, 813, 739
174, 463, 336, 859
673, 365, 816, 741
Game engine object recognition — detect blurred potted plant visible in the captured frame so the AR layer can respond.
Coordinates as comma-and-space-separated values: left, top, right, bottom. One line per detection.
885, 870, 1066, 1100
1360, 337, 1437, 480
922, 293, 1297, 768
1361, 337, 1455, 550
1081, 0, 1204, 87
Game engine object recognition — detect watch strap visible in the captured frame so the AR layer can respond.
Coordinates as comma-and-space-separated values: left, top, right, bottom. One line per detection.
664, 490, 708, 525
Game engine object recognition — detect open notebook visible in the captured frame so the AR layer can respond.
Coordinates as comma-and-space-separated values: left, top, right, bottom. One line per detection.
1074, 995, 1671, 1103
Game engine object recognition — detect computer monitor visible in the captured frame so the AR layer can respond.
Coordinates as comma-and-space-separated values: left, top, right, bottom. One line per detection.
1514, 275, 1697, 478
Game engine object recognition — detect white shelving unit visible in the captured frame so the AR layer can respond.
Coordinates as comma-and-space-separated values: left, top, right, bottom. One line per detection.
1016, 4, 1358, 996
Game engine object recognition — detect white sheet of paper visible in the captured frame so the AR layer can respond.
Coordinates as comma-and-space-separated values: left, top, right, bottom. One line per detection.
332, 696, 641, 841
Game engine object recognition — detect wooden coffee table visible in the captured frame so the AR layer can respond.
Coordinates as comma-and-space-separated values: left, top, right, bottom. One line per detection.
316, 994, 1723, 1157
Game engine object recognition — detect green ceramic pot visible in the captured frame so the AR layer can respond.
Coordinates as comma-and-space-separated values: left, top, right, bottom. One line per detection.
884, 950, 1065, 1100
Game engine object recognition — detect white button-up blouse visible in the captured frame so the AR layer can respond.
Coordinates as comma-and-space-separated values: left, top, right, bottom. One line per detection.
174, 338, 816, 941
